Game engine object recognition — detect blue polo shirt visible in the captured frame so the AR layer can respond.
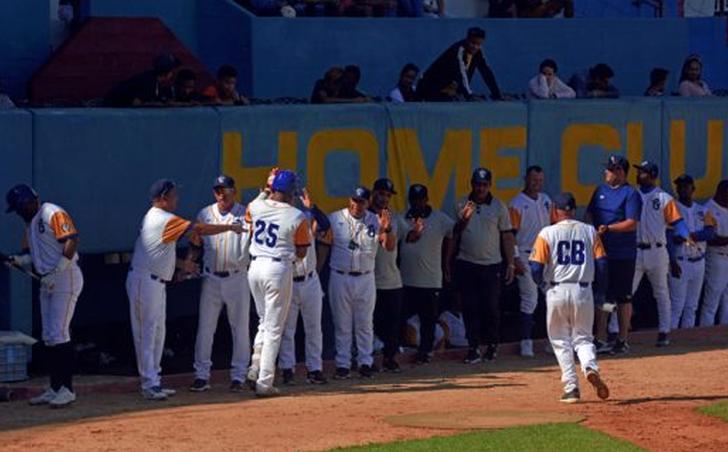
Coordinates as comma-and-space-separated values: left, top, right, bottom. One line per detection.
587, 183, 642, 259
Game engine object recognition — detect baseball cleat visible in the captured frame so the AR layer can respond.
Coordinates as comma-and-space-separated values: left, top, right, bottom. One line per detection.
382, 358, 401, 373
464, 348, 482, 364
586, 369, 610, 400
560, 389, 580, 404
230, 380, 245, 393
49, 387, 76, 408
520, 339, 534, 358
154, 386, 176, 397
333, 367, 351, 380
255, 386, 280, 398
281, 369, 295, 385
656, 332, 670, 347
306, 370, 328, 385
611, 340, 630, 355
189, 379, 210, 392
484, 344, 498, 361
29, 388, 57, 406
594, 339, 613, 355
358, 364, 374, 378
414, 352, 432, 365
142, 387, 167, 401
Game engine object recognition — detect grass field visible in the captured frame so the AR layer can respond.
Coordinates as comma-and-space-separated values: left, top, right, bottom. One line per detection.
698, 401, 728, 422
339, 423, 643, 451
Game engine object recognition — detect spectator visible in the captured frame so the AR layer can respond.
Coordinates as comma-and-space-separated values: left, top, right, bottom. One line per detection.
488, 0, 515, 17
397, 0, 423, 16
311, 67, 368, 104
173, 69, 207, 104
516, 0, 573, 17
645, 68, 669, 97
678, 55, 712, 97
105, 53, 181, 107
202, 65, 250, 106
528, 59, 575, 99
341, 0, 396, 16
417, 27, 503, 101
389, 63, 419, 103
339, 65, 371, 102
0, 80, 15, 109
568, 63, 619, 99
422, 0, 444, 16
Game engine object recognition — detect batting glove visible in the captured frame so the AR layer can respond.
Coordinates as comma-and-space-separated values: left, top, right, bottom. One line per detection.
8, 254, 33, 270
41, 256, 72, 291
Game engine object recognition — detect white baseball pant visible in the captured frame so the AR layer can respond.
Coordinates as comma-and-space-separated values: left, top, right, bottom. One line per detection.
699, 253, 728, 326
517, 251, 539, 315
193, 272, 251, 382
546, 283, 598, 393
40, 264, 84, 346
668, 258, 705, 329
126, 270, 166, 391
248, 258, 293, 392
632, 247, 671, 334
279, 272, 324, 372
329, 271, 376, 369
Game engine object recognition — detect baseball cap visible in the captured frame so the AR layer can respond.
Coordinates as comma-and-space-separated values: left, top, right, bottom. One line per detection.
153, 53, 181, 74
271, 170, 297, 195
213, 175, 236, 189
149, 179, 177, 200
5, 184, 38, 213
633, 160, 659, 178
471, 167, 492, 184
408, 184, 428, 200
351, 186, 371, 201
605, 154, 629, 172
673, 174, 694, 186
553, 193, 577, 212
372, 178, 396, 194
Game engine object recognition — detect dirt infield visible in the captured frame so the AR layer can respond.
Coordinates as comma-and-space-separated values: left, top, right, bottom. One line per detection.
1, 327, 727, 452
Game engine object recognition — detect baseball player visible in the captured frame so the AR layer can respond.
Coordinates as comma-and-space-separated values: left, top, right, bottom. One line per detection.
127, 179, 243, 400
245, 170, 309, 397
699, 180, 728, 326
185, 175, 251, 393
669, 175, 715, 329
278, 188, 331, 386
5, 184, 83, 408
529, 193, 610, 404
509, 165, 553, 357
328, 186, 393, 379
632, 161, 688, 347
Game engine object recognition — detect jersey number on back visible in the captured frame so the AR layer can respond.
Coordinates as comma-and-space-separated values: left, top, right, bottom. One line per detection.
254, 220, 279, 247
557, 240, 585, 265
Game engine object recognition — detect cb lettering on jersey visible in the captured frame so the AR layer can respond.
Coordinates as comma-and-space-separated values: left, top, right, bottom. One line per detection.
254, 220, 280, 247
556, 240, 586, 265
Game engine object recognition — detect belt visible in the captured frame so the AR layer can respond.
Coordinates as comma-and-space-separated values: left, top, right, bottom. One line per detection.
293, 271, 314, 283
204, 267, 242, 278
129, 267, 170, 284
637, 243, 664, 250
676, 256, 704, 263
521, 249, 532, 254
551, 281, 590, 288
334, 270, 371, 277
250, 255, 282, 262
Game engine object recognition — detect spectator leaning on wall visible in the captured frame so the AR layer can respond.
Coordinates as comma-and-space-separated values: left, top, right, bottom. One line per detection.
388, 63, 419, 103
202, 65, 251, 106
568, 63, 619, 99
174, 69, 208, 105
105, 53, 181, 107
527, 59, 575, 99
678, 55, 712, 97
644, 68, 669, 97
338, 65, 371, 102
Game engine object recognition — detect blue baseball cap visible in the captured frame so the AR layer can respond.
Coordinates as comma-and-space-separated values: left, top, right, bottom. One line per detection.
605, 154, 629, 172
271, 170, 297, 195
213, 175, 236, 189
633, 160, 659, 178
408, 184, 428, 200
553, 192, 576, 212
351, 186, 371, 201
149, 179, 177, 200
471, 167, 492, 183
5, 184, 38, 213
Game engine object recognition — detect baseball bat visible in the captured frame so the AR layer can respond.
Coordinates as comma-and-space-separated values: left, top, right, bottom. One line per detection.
0, 252, 42, 281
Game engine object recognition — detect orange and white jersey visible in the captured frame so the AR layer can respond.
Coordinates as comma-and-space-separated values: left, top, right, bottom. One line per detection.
328, 208, 380, 273
636, 187, 681, 245
705, 199, 728, 256
674, 201, 716, 259
508, 192, 553, 253
246, 198, 309, 262
293, 216, 332, 278
192, 202, 250, 274
130, 206, 191, 281
28, 203, 79, 274
530, 219, 606, 284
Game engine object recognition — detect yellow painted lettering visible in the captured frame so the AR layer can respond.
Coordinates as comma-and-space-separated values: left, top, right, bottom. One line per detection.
479, 127, 527, 202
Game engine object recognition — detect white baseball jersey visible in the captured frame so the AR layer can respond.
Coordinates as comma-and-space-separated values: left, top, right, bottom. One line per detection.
636, 187, 682, 245
705, 199, 728, 256
530, 219, 606, 283
674, 201, 716, 259
328, 208, 380, 273
399, 210, 454, 288
130, 207, 191, 281
454, 195, 511, 265
509, 192, 553, 253
192, 202, 249, 274
27, 203, 80, 274
373, 211, 404, 290
246, 198, 309, 261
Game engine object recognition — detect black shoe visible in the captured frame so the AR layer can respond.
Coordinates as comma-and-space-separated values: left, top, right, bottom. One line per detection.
333, 367, 350, 380
606, 332, 618, 347
189, 379, 210, 392
382, 358, 401, 373
306, 370, 328, 385
464, 348, 482, 364
359, 365, 374, 378
611, 340, 630, 355
560, 388, 580, 404
595, 339, 613, 355
656, 332, 670, 347
230, 380, 245, 393
281, 369, 295, 385
369, 363, 380, 373
484, 344, 498, 361
415, 352, 431, 365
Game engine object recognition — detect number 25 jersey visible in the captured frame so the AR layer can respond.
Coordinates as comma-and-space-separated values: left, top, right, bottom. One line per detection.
245, 198, 310, 261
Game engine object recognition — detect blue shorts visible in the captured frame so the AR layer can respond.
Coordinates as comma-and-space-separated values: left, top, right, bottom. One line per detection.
606, 258, 635, 304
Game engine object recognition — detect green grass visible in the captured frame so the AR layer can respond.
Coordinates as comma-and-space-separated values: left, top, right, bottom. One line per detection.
698, 401, 728, 422
337, 423, 643, 451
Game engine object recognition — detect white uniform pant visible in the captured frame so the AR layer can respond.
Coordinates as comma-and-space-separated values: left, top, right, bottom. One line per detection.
668, 258, 705, 329
126, 270, 166, 391
633, 247, 671, 334
329, 271, 376, 369
40, 265, 84, 346
193, 272, 250, 382
248, 259, 293, 392
279, 272, 324, 372
700, 253, 728, 326
517, 251, 539, 314
546, 283, 598, 393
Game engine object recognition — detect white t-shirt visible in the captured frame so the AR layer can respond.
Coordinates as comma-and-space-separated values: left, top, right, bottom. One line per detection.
131, 206, 191, 281
399, 210, 454, 289
328, 208, 380, 273
373, 210, 404, 290
455, 195, 512, 265
246, 198, 309, 262
28, 203, 80, 274
193, 202, 249, 275
509, 192, 553, 254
